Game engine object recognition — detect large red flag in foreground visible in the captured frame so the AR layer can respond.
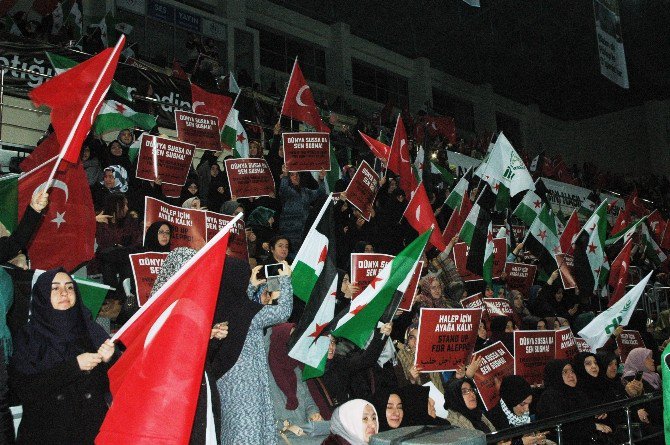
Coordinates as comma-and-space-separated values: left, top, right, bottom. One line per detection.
96, 217, 238, 444
388, 115, 416, 197
19, 132, 60, 173
18, 157, 96, 271
403, 182, 446, 251
190, 83, 232, 133
29, 36, 125, 172
608, 238, 633, 307
281, 59, 329, 133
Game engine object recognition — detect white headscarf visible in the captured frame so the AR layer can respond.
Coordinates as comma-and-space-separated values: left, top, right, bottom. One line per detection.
330, 399, 378, 445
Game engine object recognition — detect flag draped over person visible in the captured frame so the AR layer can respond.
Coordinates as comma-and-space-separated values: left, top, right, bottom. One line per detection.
331, 230, 430, 348
281, 58, 329, 133
97, 217, 238, 444
30, 36, 125, 175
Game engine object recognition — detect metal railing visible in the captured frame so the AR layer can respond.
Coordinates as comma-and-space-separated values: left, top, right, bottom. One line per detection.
485, 392, 662, 445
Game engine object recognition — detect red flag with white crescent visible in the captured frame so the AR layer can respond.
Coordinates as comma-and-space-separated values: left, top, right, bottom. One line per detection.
280, 59, 329, 133
403, 182, 446, 251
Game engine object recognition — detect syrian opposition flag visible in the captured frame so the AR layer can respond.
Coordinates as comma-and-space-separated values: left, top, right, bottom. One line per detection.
468, 221, 495, 285
579, 190, 601, 219
191, 83, 232, 134
577, 200, 610, 290
97, 216, 238, 444
524, 205, 561, 274
442, 191, 472, 245
559, 209, 580, 255
288, 198, 337, 379
92, 100, 156, 134
281, 58, 329, 133
578, 272, 652, 351
460, 185, 495, 246
606, 216, 647, 258
291, 198, 333, 302
444, 168, 471, 210
474, 132, 534, 197
512, 188, 544, 227
608, 239, 633, 307
221, 108, 249, 157
331, 230, 430, 348
640, 222, 668, 267
403, 183, 446, 251
46, 51, 133, 102
388, 115, 417, 198
359, 130, 390, 164
30, 36, 125, 174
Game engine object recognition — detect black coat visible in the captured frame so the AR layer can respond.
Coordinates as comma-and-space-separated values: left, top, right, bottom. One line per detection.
10, 359, 110, 444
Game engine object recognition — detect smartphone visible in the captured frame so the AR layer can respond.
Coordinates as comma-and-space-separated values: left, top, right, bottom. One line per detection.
265, 263, 284, 278
634, 370, 644, 381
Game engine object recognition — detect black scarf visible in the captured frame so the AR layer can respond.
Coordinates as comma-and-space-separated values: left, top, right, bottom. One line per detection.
443, 378, 490, 433
144, 221, 173, 252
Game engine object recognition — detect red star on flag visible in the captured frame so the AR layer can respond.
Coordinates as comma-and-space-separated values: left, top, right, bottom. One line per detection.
308, 322, 329, 339
537, 230, 547, 241
494, 183, 500, 192
350, 303, 367, 315
114, 102, 127, 113
487, 231, 494, 243
589, 202, 596, 210
594, 267, 601, 275
236, 132, 246, 143
588, 243, 598, 253
533, 200, 542, 209
318, 246, 328, 264
369, 276, 383, 289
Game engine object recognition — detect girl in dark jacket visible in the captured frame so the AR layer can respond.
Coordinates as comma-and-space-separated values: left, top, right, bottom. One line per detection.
10, 269, 115, 444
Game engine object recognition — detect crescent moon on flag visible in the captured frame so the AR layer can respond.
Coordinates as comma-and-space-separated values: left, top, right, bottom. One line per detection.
144, 300, 179, 347
400, 139, 409, 162
296, 85, 309, 107
34, 179, 69, 202
415, 203, 421, 221
192, 101, 205, 113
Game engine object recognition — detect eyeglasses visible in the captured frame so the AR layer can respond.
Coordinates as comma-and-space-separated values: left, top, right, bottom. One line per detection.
158, 230, 171, 235
461, 387, 478, 395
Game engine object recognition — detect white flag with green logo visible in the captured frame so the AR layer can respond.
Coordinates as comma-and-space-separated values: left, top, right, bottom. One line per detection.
475, 132, 534, 197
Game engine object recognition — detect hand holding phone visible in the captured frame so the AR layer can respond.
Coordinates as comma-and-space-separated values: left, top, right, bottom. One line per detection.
634, 370, 644, 381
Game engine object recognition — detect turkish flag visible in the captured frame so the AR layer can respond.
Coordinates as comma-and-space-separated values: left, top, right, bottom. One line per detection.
559, 210, 580, 255
646, 210, 666, 243
416, 116, 456, 145
19, 132, 60, 173
96, 227, 233, 444
281, 59, 329, 133
610, 208, 631, 237
190, 83, 232, 133
389, 115, 417, 198
442, 192, 472, 246
18, 157, 96, 271
625, 189, 647, 217
29, 36, 125, 171
358, 130, 390, 163
403, 183, 446, 251
608, 238, 633, 307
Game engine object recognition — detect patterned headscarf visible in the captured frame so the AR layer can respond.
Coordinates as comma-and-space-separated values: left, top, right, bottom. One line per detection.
102, 165, 128, 193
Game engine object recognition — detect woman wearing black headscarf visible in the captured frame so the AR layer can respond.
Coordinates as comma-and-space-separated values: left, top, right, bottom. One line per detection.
398, 385, 448, 427
536, 360, 611, 444
9, 269, 115, 444
143, 221, 173, 252
483, 316, 515, 355
443, 378, 495, 433
370, 389, 404, 432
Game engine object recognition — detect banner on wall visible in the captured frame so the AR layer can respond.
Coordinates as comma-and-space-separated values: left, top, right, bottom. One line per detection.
593, 0, 629, 89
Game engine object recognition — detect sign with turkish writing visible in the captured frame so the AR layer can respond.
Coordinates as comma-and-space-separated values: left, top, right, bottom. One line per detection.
175, 110, 221, 151
473, 341, 515, 411
483, 298, 515, 319
616, 330, 645, 363
460, 293, 485, 310
513, 330, 556, 385
129, 252, 169, 307
397, 261, 424, 312
555, 253, 577, 290
143, 197, 207, 250
161, 182, 182, 198
575, 337, 592, 353
504, 263, 537, 296
205, 210, 248, 260
554, 327, 579, 360
350, 253, 394, 299
282, 132, 331, 172
135, 135, 195, 186
224, 158, 275, 199
415, 308, 482, 372
453, 240, 506, 282
344, 160, 380, 221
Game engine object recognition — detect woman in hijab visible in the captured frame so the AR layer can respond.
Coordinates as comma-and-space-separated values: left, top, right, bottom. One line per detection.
323, 399, 378, 445
207, 163, 230, 213
179, 179, 202, 207
621, 348, 663, 428
370, 390, 403, 432
443, 378, 495, 433
507, 290, 530, 328
216, 260, 293, 445
102, 140, 132, 173
487, 375, 551, 445
483, 316, 515, 355
92, 165, 129, 210
398, 385, 448, 427
143, 221, 172, 252
9, 269, 116, 444
415, 276, 453, 309
394, 324, 444, 393
536, 360, 611, 444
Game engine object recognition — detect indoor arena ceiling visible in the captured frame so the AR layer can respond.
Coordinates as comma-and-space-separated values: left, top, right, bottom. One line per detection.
268, 0, 670, 121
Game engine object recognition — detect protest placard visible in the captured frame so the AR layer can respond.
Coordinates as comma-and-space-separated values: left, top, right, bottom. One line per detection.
415, 308, 482, 372
472, 341, 515, 411
143, 197, 207, 250
452, 240, 506, 282
616, 330, 645, 362
175, 110, 221, 150
513, 330, 556, 385
503, 263, 537, 296
224, 158, 275, 199
344, 160, 380, 221
483, 298, 515, 319
129, 252, 169, 306
282, 132, 330, 172
205, 210, 248, 260
135, 135, 195, 185
554, 327, 579, 360
575, 338, 592, 353
350, 253, 394, 299
555, 253, 577, 289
